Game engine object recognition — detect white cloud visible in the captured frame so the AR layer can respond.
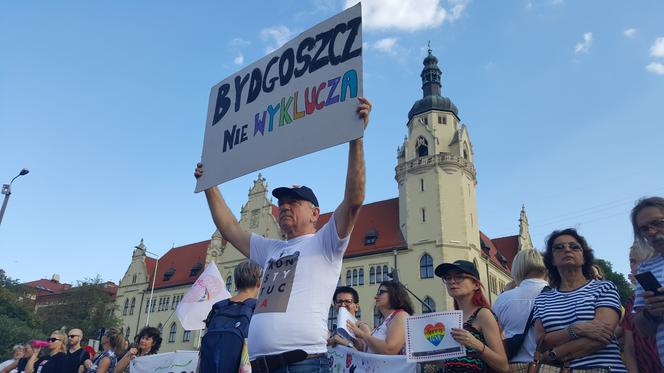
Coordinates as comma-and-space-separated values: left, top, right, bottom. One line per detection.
623, 28, 637, 38
551, 0, 563, 5
233, 53, 244, 66
260, 26, 295, 54
372, 38, 398, 54
650, 37, 664, 58
574, 32, 593, 54
646, 62, 664, 75
230, 38, 251, 47
344, 0, 469, 32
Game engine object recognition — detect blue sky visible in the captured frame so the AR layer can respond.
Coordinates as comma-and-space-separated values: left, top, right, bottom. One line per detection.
1, 0, 662, 285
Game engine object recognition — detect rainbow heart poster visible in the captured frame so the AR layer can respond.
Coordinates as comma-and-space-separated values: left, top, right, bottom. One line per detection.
404, 310, 466, 363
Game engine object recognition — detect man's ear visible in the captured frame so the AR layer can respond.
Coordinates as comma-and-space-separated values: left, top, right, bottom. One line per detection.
311, 207, 320, 223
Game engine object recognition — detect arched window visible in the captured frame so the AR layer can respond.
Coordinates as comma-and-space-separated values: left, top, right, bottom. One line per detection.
129, 298, 136, 315
183, 330, 191, 342
423, 297, 436, 314
123, 299, 129, 315
327, 305, 337, 331
169, 323, 177, 343
370, 267, 375, 284
376, 266, 382, 283
359, 268, 364, 286
383, 265, 389, 279
125, 327, 130, 341
352, 269, 358, 286
226, 275, 232, 291
416, 136, 429, 157
346, 270, 352, 286
132, 274, 137, 284
420, 254, 434, 279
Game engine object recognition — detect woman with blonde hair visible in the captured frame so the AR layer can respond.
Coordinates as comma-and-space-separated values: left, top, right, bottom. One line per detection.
25, 330, 68, 373
493, 249, 549, 372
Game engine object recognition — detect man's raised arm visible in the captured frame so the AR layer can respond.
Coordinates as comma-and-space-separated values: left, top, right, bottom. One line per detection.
334, 97, 371, 238
195, 163, 251, 257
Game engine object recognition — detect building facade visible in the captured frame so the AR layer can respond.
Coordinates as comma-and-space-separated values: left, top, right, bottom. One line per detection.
114, 49, 532, 352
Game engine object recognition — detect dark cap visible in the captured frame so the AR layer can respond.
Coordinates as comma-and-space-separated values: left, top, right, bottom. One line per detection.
272, 185, 319, 207
435, 260, 480, 279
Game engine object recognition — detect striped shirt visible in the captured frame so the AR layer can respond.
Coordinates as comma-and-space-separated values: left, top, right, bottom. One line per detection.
533, 280, 626, 372
634, 254, 664, 366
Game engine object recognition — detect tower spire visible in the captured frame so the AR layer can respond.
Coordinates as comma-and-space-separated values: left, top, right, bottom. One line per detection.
421, 46, 442, 97
518, 205, 534, 250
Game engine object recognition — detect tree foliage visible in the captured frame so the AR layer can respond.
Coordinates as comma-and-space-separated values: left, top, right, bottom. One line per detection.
36, 276, 121, 342
594, 258, 633, 303
0, 270, 44, 360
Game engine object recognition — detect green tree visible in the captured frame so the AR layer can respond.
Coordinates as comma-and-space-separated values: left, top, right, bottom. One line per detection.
0, 270, 44, 360
594, 258, 633, 303
36, 276, 120, 343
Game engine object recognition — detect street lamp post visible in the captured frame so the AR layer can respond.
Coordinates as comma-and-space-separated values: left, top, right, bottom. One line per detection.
0, 168, 29, 228
144, 249, 160, 327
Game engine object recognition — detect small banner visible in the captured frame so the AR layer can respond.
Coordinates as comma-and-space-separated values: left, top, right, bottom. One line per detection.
328, 346, 416, 373
404, 311, 466, 363
130, 351, 198, 373
176, 262, 231, 330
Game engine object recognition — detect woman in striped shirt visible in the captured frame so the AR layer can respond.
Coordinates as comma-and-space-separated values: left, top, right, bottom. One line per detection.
533, 228, 626, 372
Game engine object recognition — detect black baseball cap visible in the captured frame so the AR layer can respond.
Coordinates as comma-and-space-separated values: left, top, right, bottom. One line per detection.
435, 260, 480, 279
272, 185, 319, 207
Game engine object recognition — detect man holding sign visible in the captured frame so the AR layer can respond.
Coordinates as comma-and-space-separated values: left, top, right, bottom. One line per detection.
194, 97, 370, 372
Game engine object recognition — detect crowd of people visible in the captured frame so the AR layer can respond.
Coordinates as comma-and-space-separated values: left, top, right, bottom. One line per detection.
0, 326, 162, 373
5, 99, 662, 373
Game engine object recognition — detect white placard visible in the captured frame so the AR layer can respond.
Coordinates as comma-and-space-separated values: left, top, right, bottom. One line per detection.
404, 311, 466, 363
336, 307, 357, 340
176, 262, 231, 330
196, 4, 364, 192
328, 346, 416, 373
130, 351, 198, 373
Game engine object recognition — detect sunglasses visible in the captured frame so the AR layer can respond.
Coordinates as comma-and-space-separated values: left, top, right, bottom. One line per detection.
68, 335, 80, 339
442, 274, 471, 283
46, 338, 61, 343
552, 242, 583, 252
335, 299, 355, 305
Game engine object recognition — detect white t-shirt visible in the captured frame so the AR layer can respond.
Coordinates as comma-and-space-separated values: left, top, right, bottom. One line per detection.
492, 278, 548, 363
248, 214, 349, 358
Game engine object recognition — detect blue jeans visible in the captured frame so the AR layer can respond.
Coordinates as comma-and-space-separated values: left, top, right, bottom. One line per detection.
267, 355, 331, 373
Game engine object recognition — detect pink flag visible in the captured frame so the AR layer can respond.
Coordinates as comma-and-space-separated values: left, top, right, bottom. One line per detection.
176, 262, 231, 330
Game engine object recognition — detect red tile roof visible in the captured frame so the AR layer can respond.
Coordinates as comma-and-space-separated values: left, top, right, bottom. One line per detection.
492, 235, 519, 268
479, 232, 513, 275
316, 198, 407, 257
149, 240, 209, 290
23, 279, 72, 294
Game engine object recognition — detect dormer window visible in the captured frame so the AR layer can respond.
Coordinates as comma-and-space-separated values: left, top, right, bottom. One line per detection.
190, 262, 203, 277
163, 268, 175, 281
497, 253, 508, 268
364, 229, 378, 245
480, 239, 491, 255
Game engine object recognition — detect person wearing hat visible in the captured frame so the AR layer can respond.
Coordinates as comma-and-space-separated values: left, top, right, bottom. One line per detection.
194, 97, 371, 373
429, 260, 508, 373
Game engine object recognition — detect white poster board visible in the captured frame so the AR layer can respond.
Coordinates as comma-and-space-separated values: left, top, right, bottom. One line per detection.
130, 351, 198, 373
329, 346, 416, 373
336, 307, 357, 340
196, 4, 363, 192
404, 311, 466, 363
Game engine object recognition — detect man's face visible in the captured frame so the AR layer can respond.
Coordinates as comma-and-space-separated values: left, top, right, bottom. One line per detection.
334, 292, 358, 316
636, 207, 664, 254
278, 197, 319, 238
67, 329, 83, 347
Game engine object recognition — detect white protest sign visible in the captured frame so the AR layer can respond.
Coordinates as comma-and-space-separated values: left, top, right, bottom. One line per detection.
176, 262, 231, 330
195, 3, 363, 192
329, 346, 416, 373
130, 351, 198, 373
404, 311, 466, 363
336, 307, 357, 340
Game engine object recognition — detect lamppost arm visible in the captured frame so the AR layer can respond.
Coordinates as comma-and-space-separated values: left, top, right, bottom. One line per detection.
0, 169, 29, 228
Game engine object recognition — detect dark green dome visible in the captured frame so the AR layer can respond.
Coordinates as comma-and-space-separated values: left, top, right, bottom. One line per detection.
408, 48, 458, 121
